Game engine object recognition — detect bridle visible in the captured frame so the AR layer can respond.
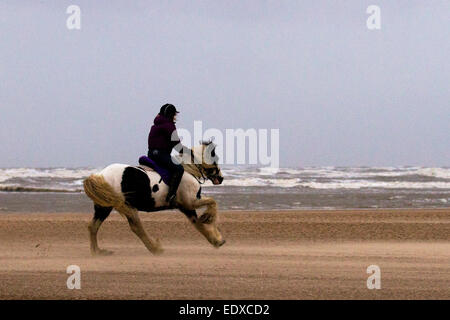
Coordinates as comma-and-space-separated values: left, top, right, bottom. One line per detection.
189, 149, 208, 184
194, 163, 208, 185
187, 148, 217, 185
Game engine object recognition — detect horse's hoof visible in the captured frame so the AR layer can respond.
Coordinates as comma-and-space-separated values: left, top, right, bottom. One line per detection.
151, 239, 164, 255
94, 249, 114, 256
152, 247, 164, 255
214, 240, 226, 248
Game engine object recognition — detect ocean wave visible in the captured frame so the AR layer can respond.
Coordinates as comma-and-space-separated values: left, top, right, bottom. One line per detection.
0, 168, 98, 183
0, 186, 83, 193
2, 178, 449, 192
2, 166, 448, 181
413, 168, 450, 179
219, 178, 300, 188
245, 167, 450, 180
1, 166, 449, 192
212, 178, 450, 189
296, 180, 450, 190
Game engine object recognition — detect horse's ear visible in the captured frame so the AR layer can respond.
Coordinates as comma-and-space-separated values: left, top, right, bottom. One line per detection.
199, 138, 214, 146
203, 142, 218, 164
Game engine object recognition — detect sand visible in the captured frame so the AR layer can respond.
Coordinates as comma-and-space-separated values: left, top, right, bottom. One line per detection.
0, 209, 448, 299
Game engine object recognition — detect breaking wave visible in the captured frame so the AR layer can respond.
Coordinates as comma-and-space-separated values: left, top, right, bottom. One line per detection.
0, 186, 82, 193
0, 166, 449, 192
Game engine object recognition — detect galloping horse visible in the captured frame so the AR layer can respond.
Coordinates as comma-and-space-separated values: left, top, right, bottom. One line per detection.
83, 140, 225, 255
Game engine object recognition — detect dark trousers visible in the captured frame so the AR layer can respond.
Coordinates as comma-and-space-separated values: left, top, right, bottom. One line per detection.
148, 149, 184, 200
148, 149, 184, 175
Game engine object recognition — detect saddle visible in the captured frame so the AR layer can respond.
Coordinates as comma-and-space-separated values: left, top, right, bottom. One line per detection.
138, 156, 171, 185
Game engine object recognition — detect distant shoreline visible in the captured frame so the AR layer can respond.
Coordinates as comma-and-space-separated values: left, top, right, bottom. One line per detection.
1, 207, 449, 214
1, 166, 449, 211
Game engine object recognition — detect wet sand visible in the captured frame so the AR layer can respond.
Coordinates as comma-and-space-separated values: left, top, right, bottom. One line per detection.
0, 209, 448, 299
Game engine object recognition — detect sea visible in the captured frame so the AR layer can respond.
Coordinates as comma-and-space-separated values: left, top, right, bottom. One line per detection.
0, 166, 449, 212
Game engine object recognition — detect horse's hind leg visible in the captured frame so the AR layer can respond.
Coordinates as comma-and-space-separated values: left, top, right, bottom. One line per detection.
123, 209, 163, 255
88, 204, 113, 256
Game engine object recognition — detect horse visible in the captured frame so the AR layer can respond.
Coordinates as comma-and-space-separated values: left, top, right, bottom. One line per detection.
83, 140, 225, 255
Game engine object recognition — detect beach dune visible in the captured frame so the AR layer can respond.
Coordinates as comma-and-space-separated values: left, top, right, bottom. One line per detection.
0, 209, 448, 299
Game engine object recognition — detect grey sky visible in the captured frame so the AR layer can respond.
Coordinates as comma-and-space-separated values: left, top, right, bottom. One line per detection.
0, 1, 449, 168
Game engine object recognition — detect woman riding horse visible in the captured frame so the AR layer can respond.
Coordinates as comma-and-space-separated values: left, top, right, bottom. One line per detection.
83, 139, 225, 255
83, 103, 226, 255
147, 103, 186, 206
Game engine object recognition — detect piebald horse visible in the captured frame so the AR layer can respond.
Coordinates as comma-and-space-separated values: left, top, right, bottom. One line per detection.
83, 140, 225, 255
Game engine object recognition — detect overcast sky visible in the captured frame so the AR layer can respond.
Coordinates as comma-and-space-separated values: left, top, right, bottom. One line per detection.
0, 1, 449, 168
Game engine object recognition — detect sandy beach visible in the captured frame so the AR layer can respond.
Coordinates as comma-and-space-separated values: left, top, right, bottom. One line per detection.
0, 209, 448, 299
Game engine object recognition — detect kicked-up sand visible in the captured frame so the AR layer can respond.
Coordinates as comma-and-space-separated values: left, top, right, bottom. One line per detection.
0, 209, 448, 299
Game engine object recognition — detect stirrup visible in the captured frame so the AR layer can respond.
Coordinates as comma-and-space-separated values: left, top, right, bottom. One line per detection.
166, 194, 177, 207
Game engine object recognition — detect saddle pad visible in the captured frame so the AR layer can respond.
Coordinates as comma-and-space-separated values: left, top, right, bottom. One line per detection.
138, 155, 171, 185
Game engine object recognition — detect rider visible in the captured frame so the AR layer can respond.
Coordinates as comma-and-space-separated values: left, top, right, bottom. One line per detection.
148, 103, 185, 206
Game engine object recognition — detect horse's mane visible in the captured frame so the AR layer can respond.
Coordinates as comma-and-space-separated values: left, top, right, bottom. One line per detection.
178, 142, 217, 180
182, 162, 203, 179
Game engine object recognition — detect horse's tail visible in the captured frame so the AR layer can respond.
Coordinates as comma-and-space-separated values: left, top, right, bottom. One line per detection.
83, 174, 124, 208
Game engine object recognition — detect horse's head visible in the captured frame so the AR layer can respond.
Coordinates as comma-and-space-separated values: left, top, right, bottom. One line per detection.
184, 139, 225, 248
191, 139, 224, 185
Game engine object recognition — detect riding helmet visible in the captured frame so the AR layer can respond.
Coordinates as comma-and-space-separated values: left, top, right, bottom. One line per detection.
159, 103, 179, 119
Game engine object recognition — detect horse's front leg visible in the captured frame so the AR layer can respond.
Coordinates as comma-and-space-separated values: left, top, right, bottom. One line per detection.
193, 197, 217, 224
180, 198, 225, 248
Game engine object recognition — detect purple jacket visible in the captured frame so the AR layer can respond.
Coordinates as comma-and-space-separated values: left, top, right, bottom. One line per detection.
148, 114, 181, 152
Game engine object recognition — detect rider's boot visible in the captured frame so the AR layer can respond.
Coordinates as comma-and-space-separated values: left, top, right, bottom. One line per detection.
166, 170, 183, 207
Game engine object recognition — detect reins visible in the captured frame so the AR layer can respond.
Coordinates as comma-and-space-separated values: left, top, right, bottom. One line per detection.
181, 163, 208, 184
193, 165, 208, 184
183, 150, 208, 184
